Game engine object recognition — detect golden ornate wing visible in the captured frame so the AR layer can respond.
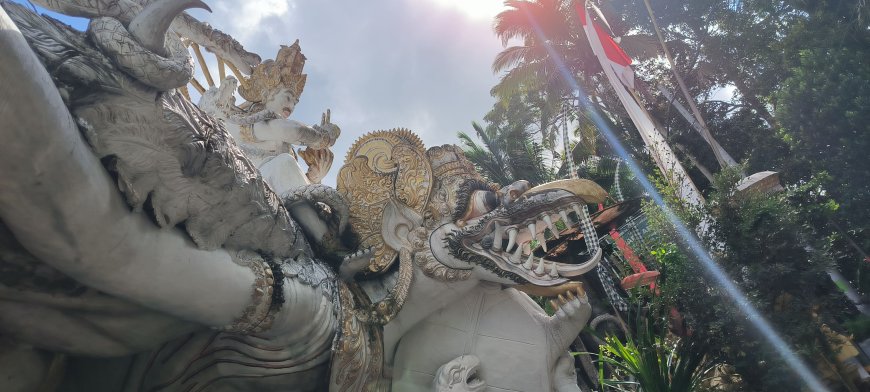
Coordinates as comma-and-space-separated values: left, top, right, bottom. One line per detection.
336, 129, 433, 274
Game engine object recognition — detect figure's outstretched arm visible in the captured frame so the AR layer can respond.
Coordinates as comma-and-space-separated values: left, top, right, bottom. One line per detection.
0, 8, 254, 329
253, 109, 340, 150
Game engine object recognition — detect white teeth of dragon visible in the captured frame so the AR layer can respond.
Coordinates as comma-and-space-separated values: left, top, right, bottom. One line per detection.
549, 261, 559, 278
534, 258, 546, 275
543, 215, 559, 238
537, 232, 548, 252
523, 253, 534, 269
492, 223, 504, 251
560, 210, 571, 226
511, 245, 523, 264
506, 227, 518, 252
571, 204, 584, 220
527, 222, 537, 238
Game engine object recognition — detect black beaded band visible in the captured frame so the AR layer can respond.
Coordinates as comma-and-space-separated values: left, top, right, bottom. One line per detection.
267, 261, 286, 309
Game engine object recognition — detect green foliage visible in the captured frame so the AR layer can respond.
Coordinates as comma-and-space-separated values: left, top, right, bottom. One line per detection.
647, 167, 852, 391
458, 114, 555, 186
471, 1, 868, 389
596, 309, 715, 392
844, 315, 870, 342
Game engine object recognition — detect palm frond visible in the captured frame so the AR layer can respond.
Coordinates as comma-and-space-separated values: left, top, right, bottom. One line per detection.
492, 45, 533, 74
490, 63, 547, 100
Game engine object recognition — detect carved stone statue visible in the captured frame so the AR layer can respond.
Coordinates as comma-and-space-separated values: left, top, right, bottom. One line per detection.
198, 42, 340, 190
0, 1, 606, 390
434, 355, 486, 392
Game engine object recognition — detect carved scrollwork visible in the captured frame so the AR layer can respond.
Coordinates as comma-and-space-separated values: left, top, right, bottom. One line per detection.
222, 250, 275, 333
330, 283, 386, 391
337, 129, 433, 274
352, 248, 414, 325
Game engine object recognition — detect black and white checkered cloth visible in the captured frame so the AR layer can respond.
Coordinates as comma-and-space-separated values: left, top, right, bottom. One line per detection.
598, 257, 629, 312
577, 203, 598, 253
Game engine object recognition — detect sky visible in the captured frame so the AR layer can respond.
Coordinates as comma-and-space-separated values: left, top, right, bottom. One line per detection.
12, 0, 510, 186
205, 0, 508, 186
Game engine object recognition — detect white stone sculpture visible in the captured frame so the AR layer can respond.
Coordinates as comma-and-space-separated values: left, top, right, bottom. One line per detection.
0, 1, 606, 390
434, 355, 486, 392
197, 43, 340, 192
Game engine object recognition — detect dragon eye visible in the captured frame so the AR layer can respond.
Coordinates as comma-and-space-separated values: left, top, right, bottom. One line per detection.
461, 190, 499, 221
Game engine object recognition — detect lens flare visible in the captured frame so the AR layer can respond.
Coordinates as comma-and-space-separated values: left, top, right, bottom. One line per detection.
517, 6, 830, 391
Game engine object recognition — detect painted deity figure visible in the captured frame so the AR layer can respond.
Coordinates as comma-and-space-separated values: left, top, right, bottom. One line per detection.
0, 1, 604, 390
198, 41, 340, 192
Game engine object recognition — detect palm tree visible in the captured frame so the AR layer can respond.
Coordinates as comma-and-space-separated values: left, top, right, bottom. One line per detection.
491, 1, 651, 168
491, 0, 594, 99
491, 0, 587, 149
458, 120, 554, 187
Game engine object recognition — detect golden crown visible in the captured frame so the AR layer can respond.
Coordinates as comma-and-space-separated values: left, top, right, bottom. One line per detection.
426, 144, 486, 183
239, 40, 307, 102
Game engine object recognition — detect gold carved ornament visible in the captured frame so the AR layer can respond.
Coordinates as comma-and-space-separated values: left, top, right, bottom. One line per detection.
336, 129, 433, 275
237, 40, 307, 103
330, 282, 387, 391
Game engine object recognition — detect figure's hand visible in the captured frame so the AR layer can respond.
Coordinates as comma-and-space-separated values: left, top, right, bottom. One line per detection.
198, 77, 239, 120
545, 285, 592, 363
312, 109, 340, 147
299, 147, 334, 184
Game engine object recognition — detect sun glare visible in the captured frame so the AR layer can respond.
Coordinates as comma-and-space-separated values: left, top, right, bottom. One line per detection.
426, 0, 507, 20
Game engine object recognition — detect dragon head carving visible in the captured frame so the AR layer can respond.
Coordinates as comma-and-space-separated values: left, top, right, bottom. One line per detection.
338, 130, 607, 290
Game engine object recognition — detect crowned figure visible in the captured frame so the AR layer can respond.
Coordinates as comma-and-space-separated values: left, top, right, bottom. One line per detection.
199, 40, 339, 193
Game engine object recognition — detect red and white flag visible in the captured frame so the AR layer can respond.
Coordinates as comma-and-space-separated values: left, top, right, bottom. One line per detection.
575, 0, 703, 206
576, 3, 635, 89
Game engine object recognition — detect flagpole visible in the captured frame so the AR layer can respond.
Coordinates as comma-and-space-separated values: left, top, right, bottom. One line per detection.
640, 0, 736, 170
579, 1, 704, 206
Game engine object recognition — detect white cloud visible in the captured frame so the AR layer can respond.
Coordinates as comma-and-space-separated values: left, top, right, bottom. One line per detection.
195, 0, 505, 186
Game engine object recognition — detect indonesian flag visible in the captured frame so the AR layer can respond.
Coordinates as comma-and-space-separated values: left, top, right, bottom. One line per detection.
574, 0, 704, 206
575, 3, 635, 89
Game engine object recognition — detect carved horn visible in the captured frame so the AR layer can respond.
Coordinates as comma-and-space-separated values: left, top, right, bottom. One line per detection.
129, 0, 211, 56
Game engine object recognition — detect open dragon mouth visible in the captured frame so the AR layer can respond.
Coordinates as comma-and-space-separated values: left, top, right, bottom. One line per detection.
446, 180, 606, 287
465, 361, 485, 391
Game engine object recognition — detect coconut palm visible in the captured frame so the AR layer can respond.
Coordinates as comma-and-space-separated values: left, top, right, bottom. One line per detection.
458, 120, 554, 187
491, 0, 659, 168
491, 0, 587, 149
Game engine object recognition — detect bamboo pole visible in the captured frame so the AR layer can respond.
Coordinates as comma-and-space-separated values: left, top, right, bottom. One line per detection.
189, 77, 206, 94
640, 0, 733, 170
190, 42, 214, 87
217, 57, 226, 82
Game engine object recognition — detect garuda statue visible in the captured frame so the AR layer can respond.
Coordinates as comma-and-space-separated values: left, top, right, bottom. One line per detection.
0, 1, 607, 391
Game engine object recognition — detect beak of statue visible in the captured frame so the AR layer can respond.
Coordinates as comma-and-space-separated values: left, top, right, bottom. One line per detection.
523, 179, 609, 203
